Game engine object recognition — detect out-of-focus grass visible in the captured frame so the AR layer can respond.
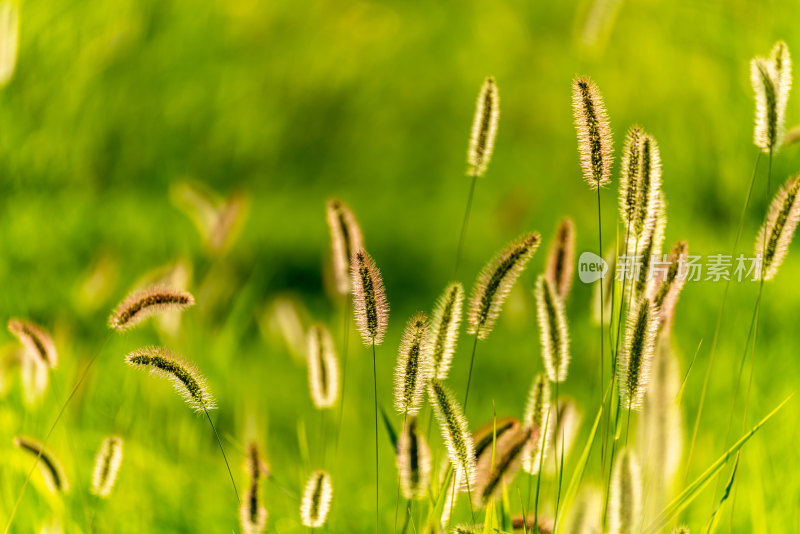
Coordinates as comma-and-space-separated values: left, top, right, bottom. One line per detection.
1, 0, 800, 531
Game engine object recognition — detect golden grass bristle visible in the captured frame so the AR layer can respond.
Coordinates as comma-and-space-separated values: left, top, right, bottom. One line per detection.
90, 435, 123, 498
535, 275, 571, 383
396, 417, 432, 500
619, 126, 644, 225
545, 217, 576, 300
240, 442, 268, 534
473, 424, 533, 507
108, 286, 195, 332
751, 51, 788, 154
326, 198, 364, 295
300, 469, 333, 528
466, 76, 500, 177
521, 373, 551, 474
13, 436, 68, 493
427, 282, 464, 380
306, 323, 340, 409
572, 76, 614, 189
635, 194, 667, 298
608, 448, 642, 534
617, 297, 660, 410
651, 240, 689, 327
755, 174, 800, 280
394, 313, 431, 416
472, 417, 520, 461
467, 232, 541, 339
429, 379, 476, 490
350, 248, 390, 345
629, 133, 663, 243
7, 319, 57, 368
125, 346, 216, 412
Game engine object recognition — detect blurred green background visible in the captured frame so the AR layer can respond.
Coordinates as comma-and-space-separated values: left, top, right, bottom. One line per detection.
1, 0, 799, 531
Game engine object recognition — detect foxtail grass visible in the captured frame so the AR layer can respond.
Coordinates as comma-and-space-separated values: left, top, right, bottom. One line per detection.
535, 275, 571, 383
752, 41, 792, 154
522, 373, 551, 475
563, 485, 602, 534
754, 174, 800, 280
13, 436, 68, 493
306, 323, 340, 409
608, 448, 642, 534
651, 240, 689, 328
473, 424, 532, 507
240, 442, 268, 534
429, 379, 476, 491
545, 217, 576, 301
90, 436, 123, 498
572, 76, 613, 189
616, 297, 660, 411
108, 286, 195, 331
397, 417, 432, 500
634, 194, 667, 298
7, 319, 57, 368
427, 282, 464, 380
394, 313, 431, 417
326, 198, 364, 295
300, 469, 333, 528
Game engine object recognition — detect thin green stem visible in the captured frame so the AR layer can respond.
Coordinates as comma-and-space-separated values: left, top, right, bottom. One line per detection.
595, 186, 606, 479
394, 411, 408, 533
533, 408, 551, 534
455, 174, 478, 275
463, 335, 480, 410
372, 341, 380, 534
204, 408, 240, 503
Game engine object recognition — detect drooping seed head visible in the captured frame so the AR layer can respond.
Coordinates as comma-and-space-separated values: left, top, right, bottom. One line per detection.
428, 379, 476, 490
109, 286, 195, 332
350, 249, 390, 345
608, 448, 642, 534
396, 417, 432, 500
90, 436, 123, 498
240, 442, 268, 534
125, 346, 215, 412
13, 436, 68, 493
617, 297, 660, 410
755, 174, 800, 280
535, 276, 571, 383
652, 240, 689, 327
7, 319, 57, 368
326, 199, 364, 295
467, 76, 500, 177
306, 324, 340, 409
473, 424, 533, 507
426, 282, 464, 380
545, 218, 576, 300
522, 373, 551, 474
394, 313, 431, 416
752, 57, 781, 153
300, 469, 333, 528
572, 76, 614, 189
467, 232, 541, 339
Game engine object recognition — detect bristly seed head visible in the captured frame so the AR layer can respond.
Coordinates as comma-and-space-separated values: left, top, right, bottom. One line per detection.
617, 297, 660, 410
350, 248, 390, 345
609, 448, 642, 534
326, 198, 364, 295
473, 424, 533, 507
634, 194, 667, 298
545, 218, 576, 300
109, 286, 195, 332
13, 435, 69, 493
467, 76, 500, 178
535, 276, 571, 383
755, 174, 800, 280
572, 76, 614, 189
394, 313, 431, 416
241, 442, 268, 534
125, 346, 216, 412
306, 323, 340, 409
651, 240, 690, 327
751, 41, 792, 154
620, 129, 663, 243
300, 469, 333, 528
428, 379, 476, 490
7, 319, 57, 368
90, 435, 123, 498
467, 232, 541, 340
396, 417, 432, 500
522, 373, 551, 475
426, 282, 464, 380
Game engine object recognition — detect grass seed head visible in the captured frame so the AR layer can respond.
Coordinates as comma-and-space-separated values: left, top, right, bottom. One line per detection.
109, 286, 195, 332
7, 319, 57, 368
306, 323, 340, 409
427, 282, 464, 380
752, 56, 781, 153
396, 417, 432, 500
90, 436, 123, 498
467, 76, 500, 177
13, 436, 68, 493
522, 373, 551, 474
350, 248, 390, 345
467, 232, 541, 339
545, 217, 576, 300
755, 174, 800, 280
240, 442, 268, 534
300, 469, 333, 528
535, 275, 571, 383
572, 76, 614, 189
617, 297, 660, 410
652, 240, 689, 327
326, 198, 364, 295
428, 379, 476, 490
609, 448, 643, 534
473, 424, 533, 507
394, 313, 431, 416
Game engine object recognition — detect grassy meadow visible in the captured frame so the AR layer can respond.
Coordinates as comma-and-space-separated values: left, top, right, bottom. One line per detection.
1, 0, 800, 532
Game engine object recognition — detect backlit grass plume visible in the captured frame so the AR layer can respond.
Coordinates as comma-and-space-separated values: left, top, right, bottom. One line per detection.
755, 174, 800, 280
473, 417, 520, 460
326, 198, 364, 295
467, 76, 500, 178
427, 282, 464, 380
752, 41, 792, 154
545, 217, 576, 300
617, 297, 660, 410
125, 346, 215, 412
90, 436, 123, 498
619, 126, 644, 224
473, 424, 533, 506
770, 41, 792, 122
544, 398, 582, 476
651, 240, 689, 327
13, 436, 68, 493
535, 276, 571, 383
240, 442, 268, 534
608, 448, 642, 534
467, 232, 541, 339
306, 323, 339, 409
394, 313, 430, 416
522, 373, 551, 474
7, 319, 57, 368
351, 249, 389, 345
635, 195, 667, 297
429, 379, 476, 489
396, 417, 432, 500
108, 286, 195, 332
300, 469, 333, 528
572, 76, 613, 189
620, 129, 662, 242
